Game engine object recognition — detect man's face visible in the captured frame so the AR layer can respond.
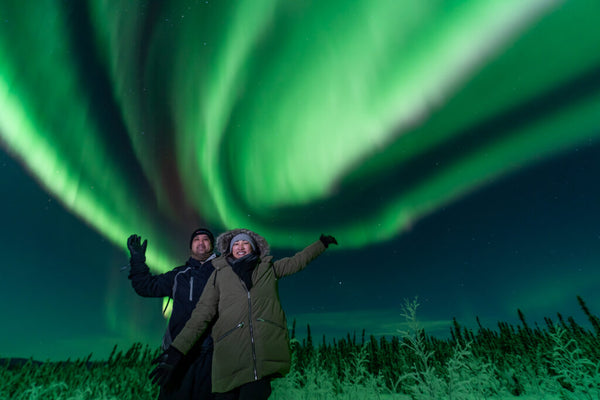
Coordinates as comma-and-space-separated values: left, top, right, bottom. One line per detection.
231, 240, 253, 259
191, 234, 212, 259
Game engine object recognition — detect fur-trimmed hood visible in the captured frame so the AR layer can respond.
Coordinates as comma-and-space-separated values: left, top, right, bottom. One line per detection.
216, 228, 270, 257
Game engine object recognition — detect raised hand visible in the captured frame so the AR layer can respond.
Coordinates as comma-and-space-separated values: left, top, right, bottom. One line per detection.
127, 234, 147, 262
319, 234, 338, 248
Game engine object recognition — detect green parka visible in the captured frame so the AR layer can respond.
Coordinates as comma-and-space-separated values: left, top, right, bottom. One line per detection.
171, 229, 327, 393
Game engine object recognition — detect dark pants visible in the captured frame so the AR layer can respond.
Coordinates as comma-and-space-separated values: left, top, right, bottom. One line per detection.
214, 378, 272, 400
159, 348, 214, 400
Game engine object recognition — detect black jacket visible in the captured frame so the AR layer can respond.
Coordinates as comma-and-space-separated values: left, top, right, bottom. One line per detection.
129, 255, 216, 350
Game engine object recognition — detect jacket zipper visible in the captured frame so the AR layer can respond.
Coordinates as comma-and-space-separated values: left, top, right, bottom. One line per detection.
216, 322, 244, 342
189, 277, 194, 301
247, 287, 258, 381
256, 318, 285, 330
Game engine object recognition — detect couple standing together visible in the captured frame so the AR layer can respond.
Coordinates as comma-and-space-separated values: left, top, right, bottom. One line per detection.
127, 228, 337, 400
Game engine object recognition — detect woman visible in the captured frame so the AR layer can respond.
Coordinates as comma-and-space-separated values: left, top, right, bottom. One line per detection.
150, 228, 337, 400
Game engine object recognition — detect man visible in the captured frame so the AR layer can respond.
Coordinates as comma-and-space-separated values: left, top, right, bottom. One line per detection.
150, 228, 338, 400
127, 228, 217, 400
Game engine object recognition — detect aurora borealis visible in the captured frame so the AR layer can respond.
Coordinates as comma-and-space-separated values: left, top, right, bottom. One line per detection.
1, 0, 600, 360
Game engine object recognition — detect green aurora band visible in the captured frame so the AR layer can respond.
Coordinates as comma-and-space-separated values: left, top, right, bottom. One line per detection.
1, 0, 600, 274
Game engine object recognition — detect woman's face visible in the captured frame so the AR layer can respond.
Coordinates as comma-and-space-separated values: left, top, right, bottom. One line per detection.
231, 240, 253, 259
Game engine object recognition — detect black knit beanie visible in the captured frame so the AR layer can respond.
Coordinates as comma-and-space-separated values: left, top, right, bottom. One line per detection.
190, 228, 215, 249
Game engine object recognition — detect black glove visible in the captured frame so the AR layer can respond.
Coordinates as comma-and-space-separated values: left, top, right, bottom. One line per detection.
127, 234, 147, 263
149, 346, 183, 387
319, 234, 338, 248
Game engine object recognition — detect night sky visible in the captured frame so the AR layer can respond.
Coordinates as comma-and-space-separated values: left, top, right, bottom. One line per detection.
1, 0, 600, 361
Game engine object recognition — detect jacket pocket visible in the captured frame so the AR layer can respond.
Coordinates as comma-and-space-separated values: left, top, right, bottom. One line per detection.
216, 322, 244, 342
256, 318, 285, 331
